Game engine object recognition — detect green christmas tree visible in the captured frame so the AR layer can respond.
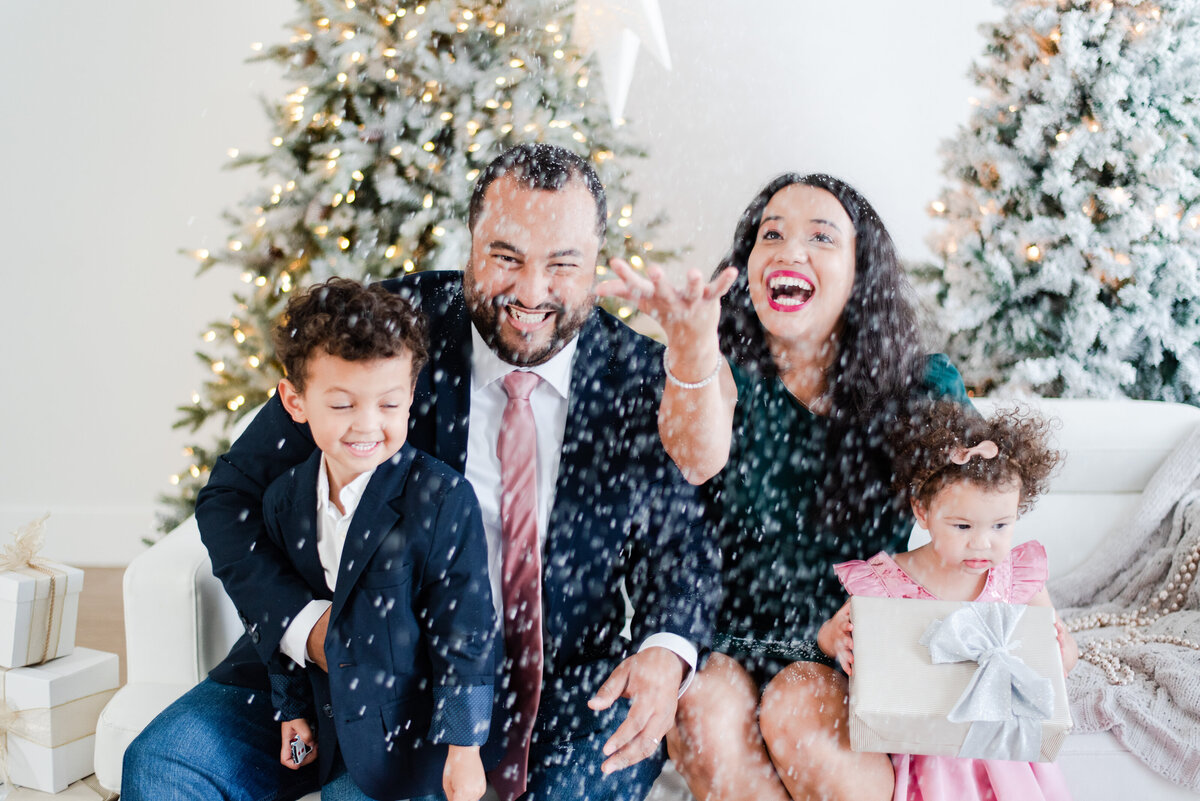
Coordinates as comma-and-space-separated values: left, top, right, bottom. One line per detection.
160, 0, 670, 532
920, 0, 1200, 400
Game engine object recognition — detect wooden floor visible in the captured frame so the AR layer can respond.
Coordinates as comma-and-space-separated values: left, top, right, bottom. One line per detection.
78, 567, 127, 686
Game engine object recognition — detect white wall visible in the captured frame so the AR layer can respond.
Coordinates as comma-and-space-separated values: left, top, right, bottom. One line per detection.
0, 2, 292, 564
622, 1, 997, 273
0, 1, 997, 565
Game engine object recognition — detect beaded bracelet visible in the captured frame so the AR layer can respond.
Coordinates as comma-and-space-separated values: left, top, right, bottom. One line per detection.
663, 347, 722, 390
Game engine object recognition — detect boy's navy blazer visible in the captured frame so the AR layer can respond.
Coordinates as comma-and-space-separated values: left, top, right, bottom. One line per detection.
262, 442, 499, 798
198, 270, 720, 744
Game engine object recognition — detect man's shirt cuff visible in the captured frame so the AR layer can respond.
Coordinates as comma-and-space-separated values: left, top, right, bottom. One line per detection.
638, 632, 699, 697
279, 599, 331, 667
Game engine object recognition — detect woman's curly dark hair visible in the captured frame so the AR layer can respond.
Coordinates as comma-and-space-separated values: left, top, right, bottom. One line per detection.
273, 277, 428, 392
892, 401, 1061, 516
714, 173, 929, 532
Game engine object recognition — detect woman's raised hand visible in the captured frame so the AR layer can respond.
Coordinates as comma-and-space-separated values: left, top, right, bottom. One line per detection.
597, 259, 737, 349
599, 258, 739, 485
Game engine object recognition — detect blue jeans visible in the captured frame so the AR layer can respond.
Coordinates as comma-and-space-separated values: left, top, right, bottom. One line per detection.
122, 681, 661, 801
523, 699, 664, 801
320, 751, 443, 801
321, 752, 444, 801
122, 678, 319, 801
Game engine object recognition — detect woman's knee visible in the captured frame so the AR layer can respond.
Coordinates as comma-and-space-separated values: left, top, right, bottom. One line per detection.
670, 654, 762, 769
675, 654, 759, 733
758, 661, 849, 753
758, 662, 895, 801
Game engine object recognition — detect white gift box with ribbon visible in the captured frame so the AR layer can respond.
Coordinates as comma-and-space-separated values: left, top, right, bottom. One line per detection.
848, 596, 1072, 762
1, 647, 119, 793
0, 517, 83, 670
0, 563, 83, 670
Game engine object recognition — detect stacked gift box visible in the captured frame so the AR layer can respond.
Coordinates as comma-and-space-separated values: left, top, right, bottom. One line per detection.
0, 517, 119, 795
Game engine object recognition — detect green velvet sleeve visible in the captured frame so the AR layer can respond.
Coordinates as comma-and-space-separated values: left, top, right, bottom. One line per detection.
922, 353, 971, 405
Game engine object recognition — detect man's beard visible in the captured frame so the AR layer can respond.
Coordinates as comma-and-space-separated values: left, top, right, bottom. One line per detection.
463, 279, 592, 367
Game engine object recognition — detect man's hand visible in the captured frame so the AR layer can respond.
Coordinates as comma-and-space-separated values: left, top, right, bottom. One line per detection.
306, 607, 330, 672
817, 600, 855, 675
588, 646, 685, 775
279, 718, 317, 770
443, 744, 487, 801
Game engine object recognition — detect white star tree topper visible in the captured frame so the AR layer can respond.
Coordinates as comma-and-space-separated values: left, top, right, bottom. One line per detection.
572, 0, 671, 125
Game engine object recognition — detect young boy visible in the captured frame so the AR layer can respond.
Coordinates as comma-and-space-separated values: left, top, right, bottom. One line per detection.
265, 278, 497, 801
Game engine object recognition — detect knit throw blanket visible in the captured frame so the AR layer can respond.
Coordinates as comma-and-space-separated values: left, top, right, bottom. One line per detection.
1051, 425, 1200, 791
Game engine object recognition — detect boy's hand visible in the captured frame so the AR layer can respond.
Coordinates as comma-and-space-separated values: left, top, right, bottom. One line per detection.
443, 744, 486, 801
817, 600, 855, 675
280, 718, 317, 770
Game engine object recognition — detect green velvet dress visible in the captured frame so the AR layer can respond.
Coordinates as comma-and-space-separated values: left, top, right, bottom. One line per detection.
706, 354, 968, 677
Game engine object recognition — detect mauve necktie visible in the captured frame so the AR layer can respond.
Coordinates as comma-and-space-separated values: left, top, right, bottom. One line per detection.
489, 370, 543, 801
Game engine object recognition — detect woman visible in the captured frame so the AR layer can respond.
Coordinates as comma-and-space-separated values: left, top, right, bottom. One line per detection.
602, 173, 967, 801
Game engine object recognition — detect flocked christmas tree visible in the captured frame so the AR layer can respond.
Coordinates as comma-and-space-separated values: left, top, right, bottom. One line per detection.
160, 0, 671, 532
920, 0, 1200, 400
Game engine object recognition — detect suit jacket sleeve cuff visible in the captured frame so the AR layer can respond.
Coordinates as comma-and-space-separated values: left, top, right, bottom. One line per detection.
279, 599, 331, 667
428, 684, 493, 747
268, 662, 314, 722
639, 633, 699, 697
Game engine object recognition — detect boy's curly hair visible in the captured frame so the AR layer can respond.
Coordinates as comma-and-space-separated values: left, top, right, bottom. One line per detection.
272, 277, 428, 392
892, 401, 1061, 516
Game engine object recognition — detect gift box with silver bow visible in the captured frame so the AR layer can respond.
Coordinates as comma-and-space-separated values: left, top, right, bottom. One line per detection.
848, 596, 1072, 762
0, 517, 83, 669
0, 647, 119, 794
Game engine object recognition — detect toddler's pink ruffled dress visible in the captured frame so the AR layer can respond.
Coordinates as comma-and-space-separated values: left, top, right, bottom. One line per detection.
834, 541, 1072, 801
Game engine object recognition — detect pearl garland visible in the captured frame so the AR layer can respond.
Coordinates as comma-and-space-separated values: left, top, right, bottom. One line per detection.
1065, 536, 1200, 685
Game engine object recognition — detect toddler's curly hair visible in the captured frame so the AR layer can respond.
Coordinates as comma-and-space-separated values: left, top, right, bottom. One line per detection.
273, 277, 428, 392
892, 401, 1061, 515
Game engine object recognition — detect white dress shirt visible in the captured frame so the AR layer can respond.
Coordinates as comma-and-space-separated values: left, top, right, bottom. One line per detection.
278, 457, 375, 667
464, 325, 697, 689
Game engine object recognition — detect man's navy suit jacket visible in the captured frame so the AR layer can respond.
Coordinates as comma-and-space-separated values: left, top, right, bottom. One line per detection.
197, 270, 720, 747
263, 443, 499, 798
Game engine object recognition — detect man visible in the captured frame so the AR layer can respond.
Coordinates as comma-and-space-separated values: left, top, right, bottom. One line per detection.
122, 143, 718, 801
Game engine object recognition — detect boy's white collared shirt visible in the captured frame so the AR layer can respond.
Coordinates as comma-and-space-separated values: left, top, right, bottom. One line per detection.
278, 456, 375, 667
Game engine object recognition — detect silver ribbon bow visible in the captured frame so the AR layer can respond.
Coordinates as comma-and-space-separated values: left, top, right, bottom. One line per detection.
920, 603, 1055, 761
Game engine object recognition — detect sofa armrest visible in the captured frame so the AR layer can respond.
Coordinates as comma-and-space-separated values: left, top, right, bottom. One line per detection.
122, 516, 242, 685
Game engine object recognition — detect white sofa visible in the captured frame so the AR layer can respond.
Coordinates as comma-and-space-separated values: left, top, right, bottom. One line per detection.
95, 398, 1200, 799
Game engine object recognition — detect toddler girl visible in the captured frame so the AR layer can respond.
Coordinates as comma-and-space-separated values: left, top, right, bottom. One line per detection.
817, 400, 1078, 801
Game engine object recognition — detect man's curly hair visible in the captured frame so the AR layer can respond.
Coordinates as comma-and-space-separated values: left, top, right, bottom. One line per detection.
272, 277, 428, 392
892, 401, 1061, 516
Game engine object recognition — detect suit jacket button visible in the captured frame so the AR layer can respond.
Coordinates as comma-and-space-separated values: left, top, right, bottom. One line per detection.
323, 704, 334, 719
250, 631, 260, 643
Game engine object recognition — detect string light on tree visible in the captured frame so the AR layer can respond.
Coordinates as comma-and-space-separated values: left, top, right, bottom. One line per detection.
917, 0, 1200, 403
